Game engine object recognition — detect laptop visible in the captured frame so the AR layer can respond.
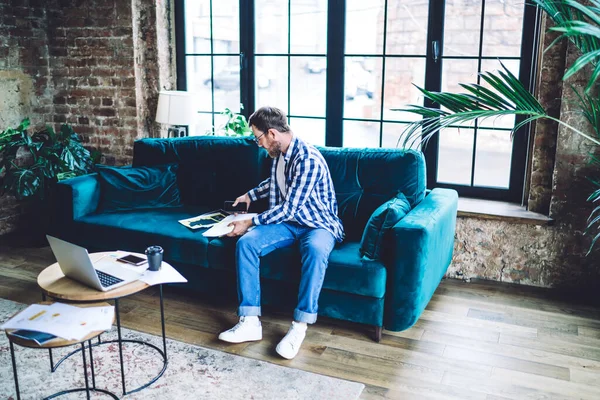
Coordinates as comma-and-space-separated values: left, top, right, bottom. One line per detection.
46, 235, 147, 292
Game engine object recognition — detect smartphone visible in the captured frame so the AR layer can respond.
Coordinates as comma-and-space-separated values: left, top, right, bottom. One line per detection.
224, 201, 248, 213
116, 254, 147, 266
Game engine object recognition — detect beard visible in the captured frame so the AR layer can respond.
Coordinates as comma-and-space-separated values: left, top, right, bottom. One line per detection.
267, 141, 282, 158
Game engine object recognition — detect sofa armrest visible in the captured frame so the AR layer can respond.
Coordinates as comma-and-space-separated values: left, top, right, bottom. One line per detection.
55, 173, 101, 222
382, 188, 458, 331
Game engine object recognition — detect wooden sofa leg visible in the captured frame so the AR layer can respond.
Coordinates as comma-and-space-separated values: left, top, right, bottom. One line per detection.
373, 326, 382, 342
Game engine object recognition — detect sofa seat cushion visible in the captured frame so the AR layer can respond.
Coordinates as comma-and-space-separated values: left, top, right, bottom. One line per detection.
73, 206, 216, 267
207, 240, 386, 298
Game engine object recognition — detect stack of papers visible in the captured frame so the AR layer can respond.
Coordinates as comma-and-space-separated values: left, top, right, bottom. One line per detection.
1, 303, 114, 342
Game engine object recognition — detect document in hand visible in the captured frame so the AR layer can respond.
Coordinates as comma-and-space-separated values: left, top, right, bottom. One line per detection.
202, 213, 257, 237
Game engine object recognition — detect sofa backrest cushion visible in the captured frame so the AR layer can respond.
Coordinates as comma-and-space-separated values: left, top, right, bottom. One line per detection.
133, 137, 266, 209
360, 193, 412, 260
96, 164, 181, 212
318, 147, 426, 241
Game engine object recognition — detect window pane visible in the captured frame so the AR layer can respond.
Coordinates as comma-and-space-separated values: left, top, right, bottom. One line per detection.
291, 0, 327, 54
214, 112, 230, 135
256, 56, 288, 111
290, 57, 326, 117
480, 59, 520, 129
442, 58, 479, 92
482, 0, 524, 57
437, 127, 474, 185
383, 57, 425, 121
213, 56, 241, 114
344, 57, 379, 119
441, 58, 478, 127
345, 0, 384, 54
256, 0, 289, 54
289, 117, 326, 146
473, 129, 512, 188
382, 122, 421, 150
343, 120, 381, 148
444, 0, 482, 57
186, 56, 212, 112
191, 113, 213, 136
385, 0, 429, 55
211, 0, 239, 53
185, 0, 211, 54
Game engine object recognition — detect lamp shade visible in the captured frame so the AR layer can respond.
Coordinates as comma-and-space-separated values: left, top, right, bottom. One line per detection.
155, 91, 194, 125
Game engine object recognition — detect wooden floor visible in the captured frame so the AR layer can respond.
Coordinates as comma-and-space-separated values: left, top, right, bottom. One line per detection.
2, 242, 600, 400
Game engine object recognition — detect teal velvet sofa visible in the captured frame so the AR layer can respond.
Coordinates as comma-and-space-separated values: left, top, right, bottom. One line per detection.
53, 136, 458, 340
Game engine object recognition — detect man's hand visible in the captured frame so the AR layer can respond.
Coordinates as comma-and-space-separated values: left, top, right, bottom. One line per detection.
232, 193, 251, 212
226, 219, 253, 237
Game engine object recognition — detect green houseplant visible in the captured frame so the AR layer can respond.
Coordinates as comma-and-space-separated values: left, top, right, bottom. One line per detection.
397, 0, 600, 252
203, 107, 253, 137
220, 107, 252, 136
0, 118, 95, 200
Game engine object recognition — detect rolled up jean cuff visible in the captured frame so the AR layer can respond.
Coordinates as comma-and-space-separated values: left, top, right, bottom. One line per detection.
294, 309, 317, 324
238, 306, 261, 317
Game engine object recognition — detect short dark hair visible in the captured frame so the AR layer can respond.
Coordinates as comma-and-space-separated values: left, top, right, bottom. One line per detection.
248, 106, 290, 134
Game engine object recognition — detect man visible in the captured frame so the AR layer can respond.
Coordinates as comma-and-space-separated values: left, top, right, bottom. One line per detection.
218, 106, 344, 359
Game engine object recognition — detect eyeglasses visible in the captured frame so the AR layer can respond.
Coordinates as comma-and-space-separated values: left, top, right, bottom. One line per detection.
253, 132, 265, 144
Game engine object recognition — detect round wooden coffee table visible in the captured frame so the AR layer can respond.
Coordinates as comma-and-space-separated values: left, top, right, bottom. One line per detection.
5, 301, 118, 400
37, 252, 170, 396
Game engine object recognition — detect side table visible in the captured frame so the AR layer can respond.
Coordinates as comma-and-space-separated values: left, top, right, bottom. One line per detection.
37, 251, 176, 396
6, 301, 118, 400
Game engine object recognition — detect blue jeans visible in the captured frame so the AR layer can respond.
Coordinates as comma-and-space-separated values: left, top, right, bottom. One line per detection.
235, 222, 336, 324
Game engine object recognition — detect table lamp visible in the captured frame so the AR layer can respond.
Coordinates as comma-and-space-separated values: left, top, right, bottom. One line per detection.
155, 90, 194, 137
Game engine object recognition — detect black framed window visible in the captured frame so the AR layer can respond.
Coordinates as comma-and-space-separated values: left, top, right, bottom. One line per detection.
175, 0, 539, 202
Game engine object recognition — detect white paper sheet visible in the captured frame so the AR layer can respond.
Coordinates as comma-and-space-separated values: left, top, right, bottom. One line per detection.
139, 262, 188, 286
202, 213, 257, 237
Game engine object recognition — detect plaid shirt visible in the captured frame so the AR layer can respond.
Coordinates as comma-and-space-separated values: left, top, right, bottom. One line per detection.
248, 135, 344, 242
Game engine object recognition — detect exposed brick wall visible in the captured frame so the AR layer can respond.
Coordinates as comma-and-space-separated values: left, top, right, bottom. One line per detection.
528, 15, 566, 215
46, 0, 138, 165
0, 0, 53, 234
0, 0, 174, 235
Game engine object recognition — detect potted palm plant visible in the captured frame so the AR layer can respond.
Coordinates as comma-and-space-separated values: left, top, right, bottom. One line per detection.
397, 0, 600, 252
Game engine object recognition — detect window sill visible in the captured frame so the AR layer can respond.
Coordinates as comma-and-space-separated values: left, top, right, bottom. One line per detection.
457, 197, 553, 225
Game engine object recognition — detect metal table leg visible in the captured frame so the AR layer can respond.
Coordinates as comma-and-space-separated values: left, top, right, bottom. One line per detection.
44, 289, 168, 396
88, 339, 96, 389
9, 340, 20, 400
115, 298, 126, 395
80, 342, 91, 400
160, 284, 168, 359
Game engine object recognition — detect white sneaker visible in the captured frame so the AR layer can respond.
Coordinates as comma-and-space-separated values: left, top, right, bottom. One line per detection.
218, 316, 262, 343
276, 322, 307, 359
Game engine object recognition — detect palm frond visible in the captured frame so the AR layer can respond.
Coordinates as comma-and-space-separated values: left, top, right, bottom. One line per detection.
573, 86, 600, 137
394, 63, 548, 148
535, 0, 600, 91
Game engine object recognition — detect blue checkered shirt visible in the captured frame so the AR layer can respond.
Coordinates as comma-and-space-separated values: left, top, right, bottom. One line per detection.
248, 135, 344, 242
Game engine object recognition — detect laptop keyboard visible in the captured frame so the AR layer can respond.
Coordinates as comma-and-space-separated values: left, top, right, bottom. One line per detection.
96, 270, 124, 287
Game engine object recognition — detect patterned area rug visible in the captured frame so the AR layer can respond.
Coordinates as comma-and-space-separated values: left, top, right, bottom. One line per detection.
0, 298, 364, 399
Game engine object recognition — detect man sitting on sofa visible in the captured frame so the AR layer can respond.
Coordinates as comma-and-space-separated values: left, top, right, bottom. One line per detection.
218, 106, 344, 359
